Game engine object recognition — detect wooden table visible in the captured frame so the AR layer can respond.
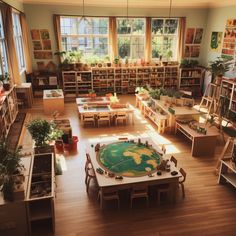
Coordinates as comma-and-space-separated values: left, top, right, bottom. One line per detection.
175, 121, 219, 157
43, 89, 64, 115
78, 104, 135, 125
76, 97, 111, 106
87, 137, 182, 203
156, 100, 202, 133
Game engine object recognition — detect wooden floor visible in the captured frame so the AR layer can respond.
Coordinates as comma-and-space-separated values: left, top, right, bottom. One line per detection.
22, 95, 236, 236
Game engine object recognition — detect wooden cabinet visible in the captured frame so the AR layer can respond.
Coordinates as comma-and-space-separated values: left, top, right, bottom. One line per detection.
16, 83, 34, 108
218, 160, 236, 188
62, 71, 92, 100
0, 86, 18, 138
32, 72, 58, 97
26, 153, 55, 235
179, 67, 204, 97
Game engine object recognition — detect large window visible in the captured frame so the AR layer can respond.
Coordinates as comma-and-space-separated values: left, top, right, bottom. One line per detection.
60, 17, 109, 56
151, 18, 179, 60
0, 11, 8, 75
117, 18, 145, 59
12, 11, 25, 72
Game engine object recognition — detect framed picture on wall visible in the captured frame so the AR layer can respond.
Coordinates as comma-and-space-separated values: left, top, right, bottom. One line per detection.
191, 46, 200, 57
210, 31, 223, 52
40, 29, 50, 40
193, 28, 203, 44
31, 29, 40, 40
185, 28, 195, 44
34, 51, 53, 59
33, 41, 42, 50
42, 40, 52, 50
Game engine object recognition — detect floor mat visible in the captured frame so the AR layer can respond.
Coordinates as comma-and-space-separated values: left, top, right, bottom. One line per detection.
7, 112, 26, 150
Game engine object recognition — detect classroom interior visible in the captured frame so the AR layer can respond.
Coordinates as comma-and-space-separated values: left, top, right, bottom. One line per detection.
1, 0, 236, 236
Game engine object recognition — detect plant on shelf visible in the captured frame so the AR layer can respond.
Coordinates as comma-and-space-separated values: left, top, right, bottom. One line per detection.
135, 87, 149, 95
0, 72, 11, 91
114, 57, 120, 67
149, 88, 161, 100
209, 57, 232, 84
26, 119, 63, 152
180, 59, 199, 68
0, 140, 24, 201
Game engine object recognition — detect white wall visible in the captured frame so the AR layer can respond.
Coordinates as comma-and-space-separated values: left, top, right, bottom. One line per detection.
23, 4, 208, 69
202, 5, 236, 67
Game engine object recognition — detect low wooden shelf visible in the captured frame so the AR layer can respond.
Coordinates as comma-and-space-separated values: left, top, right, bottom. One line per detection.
175, 122, 219, 157
218, 160, 236, 188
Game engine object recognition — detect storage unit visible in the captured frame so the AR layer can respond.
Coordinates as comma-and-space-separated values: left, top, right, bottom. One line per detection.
218, 78, 236, 121
16, 83, 34, 108
62, 71, 92, 100
32, 72, 58, 97
26, 153, 55, 235
218, 160, 236, 188
179, 67, 204, 97
0, 86, 18, 138
62, 65, 180, 97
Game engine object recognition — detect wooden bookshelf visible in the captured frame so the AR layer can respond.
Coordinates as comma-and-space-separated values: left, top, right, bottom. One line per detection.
62, 65, 180, 97
179, 67, 204, 97
0, 86, 18, 138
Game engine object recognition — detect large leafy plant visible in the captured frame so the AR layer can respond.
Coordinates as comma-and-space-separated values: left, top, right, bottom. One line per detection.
209, 57, 232, 76
26, 119, 63, 147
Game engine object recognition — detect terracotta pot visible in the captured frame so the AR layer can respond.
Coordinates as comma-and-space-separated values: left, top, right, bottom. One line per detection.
3, 83, 10, 91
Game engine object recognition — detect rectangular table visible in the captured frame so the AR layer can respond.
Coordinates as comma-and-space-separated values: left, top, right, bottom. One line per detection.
78, 104, 135, 125
76, 97, 111, 106
87, 137, 182, 203
43, 89, 64, 115
175, 121, 219, 157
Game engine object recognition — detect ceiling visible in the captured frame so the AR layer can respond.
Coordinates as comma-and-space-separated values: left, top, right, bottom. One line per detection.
21, 0, 236, 8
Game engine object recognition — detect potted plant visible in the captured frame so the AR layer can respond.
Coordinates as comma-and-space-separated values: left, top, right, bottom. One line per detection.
26, 119, 63, 153
209, 57, 232, 85
114, 57, 120, 67
159, 87, 168, 101
0, 140, 25, 201
0, 72, 11, 91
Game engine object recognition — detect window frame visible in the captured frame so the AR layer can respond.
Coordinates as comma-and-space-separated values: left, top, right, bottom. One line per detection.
60, 16, 110, 57
12, 11, 25, 73
0, 10, 8, 76
116, 17, 146, 60
151, 17, 179, 61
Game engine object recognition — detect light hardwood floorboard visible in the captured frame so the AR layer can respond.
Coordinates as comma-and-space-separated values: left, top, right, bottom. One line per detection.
22, 95, 236, 236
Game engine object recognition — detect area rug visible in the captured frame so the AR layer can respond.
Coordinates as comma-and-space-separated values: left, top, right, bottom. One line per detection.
6, 112, 26, 150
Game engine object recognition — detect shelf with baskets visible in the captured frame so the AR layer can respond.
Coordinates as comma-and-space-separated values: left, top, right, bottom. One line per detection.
179, 67, 204, 97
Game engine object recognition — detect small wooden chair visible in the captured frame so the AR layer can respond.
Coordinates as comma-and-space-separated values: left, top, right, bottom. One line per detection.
82, 113, 96, 127
157, 184, 171, 205
130, 184, 149, 208
170, 155, 177, 167
97, 112, 110, 127
98, 187, 120, 209
85, 153, 97, 193
115, 112, 127, 126
179, 168, 187, 198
